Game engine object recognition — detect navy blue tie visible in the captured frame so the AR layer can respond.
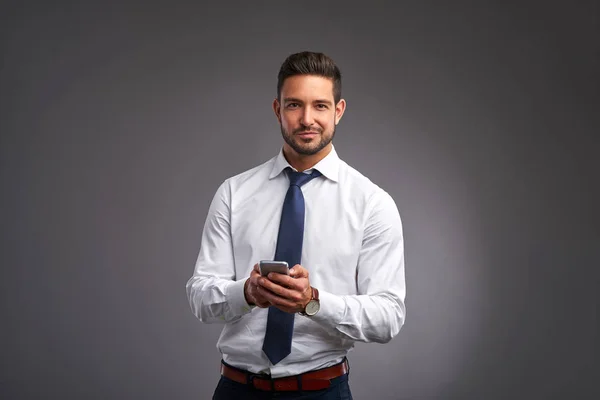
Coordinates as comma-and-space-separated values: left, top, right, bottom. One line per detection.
262, 167, 322, 365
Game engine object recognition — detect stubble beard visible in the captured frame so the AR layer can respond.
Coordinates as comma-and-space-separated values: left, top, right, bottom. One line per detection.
280, 125, 336, 156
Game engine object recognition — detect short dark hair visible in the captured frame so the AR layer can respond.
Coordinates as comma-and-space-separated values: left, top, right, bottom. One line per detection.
277, 51, 342, 104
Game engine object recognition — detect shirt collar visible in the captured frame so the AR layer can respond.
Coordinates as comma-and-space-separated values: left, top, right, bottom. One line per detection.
269, 144, 340, 182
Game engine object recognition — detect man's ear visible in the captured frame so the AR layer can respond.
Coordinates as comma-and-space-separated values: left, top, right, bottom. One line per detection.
335, 98, 347, 125
273, 98, 281, 123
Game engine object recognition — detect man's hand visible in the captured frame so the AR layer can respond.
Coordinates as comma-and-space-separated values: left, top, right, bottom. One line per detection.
244, 264, 272, 308
256, 264, 312, 313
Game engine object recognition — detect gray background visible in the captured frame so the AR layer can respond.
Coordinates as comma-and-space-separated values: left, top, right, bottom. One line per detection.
1, 1, 598, 399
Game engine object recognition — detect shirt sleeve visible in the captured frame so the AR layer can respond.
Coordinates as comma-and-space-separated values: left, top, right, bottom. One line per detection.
310, 189, 407, 343
185, 180, 255, 324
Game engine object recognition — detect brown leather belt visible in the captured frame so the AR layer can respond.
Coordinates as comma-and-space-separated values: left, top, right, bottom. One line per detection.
220, 359, 349, 391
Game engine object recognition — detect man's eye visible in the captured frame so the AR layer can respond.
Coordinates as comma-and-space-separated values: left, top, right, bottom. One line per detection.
287, 103, 299, 108
316, 104, 328, 109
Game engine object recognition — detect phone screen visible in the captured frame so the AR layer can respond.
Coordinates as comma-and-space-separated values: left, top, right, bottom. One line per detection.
259, 260, 289, 277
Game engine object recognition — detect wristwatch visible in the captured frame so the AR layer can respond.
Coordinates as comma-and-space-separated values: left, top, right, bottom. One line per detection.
300, 287, 320, 316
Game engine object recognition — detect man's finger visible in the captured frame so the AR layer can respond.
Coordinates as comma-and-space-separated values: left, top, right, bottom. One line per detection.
267, 272, 293, 286
268, 273, 307, 293
262, 273, 303, 292
259, 277, 292, 297
257, 286, 298, 309
261, 278, 307, 303
289, 265, 308, 278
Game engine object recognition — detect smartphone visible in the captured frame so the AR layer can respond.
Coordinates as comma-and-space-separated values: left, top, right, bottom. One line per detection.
259, 260, 289, 277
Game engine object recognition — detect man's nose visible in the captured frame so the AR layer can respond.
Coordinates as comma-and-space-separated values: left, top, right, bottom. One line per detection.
300, 108, 315, 126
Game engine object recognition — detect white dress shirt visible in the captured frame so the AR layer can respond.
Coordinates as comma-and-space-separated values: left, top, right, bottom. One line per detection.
186, 145, 406, 378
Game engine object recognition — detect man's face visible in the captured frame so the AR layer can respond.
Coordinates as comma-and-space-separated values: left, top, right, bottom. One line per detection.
274, 75, 345, 157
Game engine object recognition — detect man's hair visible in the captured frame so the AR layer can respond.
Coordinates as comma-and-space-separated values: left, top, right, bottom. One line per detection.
277, 51, 342, 104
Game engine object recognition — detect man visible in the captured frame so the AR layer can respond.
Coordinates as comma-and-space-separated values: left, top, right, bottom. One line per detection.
186, 51, 406, 399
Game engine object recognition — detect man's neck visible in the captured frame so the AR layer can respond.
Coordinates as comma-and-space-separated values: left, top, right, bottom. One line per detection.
282, 144, 332, 172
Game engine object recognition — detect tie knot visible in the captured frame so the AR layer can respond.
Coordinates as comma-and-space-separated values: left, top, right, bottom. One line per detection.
287, 168, 322, 187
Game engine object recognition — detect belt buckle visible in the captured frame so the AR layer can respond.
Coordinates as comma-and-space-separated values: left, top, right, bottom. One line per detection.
248, 372, 272, 391
250, 374, 300, 392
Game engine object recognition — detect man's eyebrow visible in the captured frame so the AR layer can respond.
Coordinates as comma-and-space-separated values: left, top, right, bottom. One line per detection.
283, 97, 303, 103
283, 97, 333, 105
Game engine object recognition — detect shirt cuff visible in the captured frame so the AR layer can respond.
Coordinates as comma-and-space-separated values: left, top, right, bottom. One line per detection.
226, 277, 255, 316
310, 289, 345, 327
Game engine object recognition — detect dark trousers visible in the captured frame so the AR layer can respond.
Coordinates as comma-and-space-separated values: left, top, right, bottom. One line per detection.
212, 373, 353, 400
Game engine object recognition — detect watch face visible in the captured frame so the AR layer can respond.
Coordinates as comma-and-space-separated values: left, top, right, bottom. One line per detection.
305, 300, 319, 315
